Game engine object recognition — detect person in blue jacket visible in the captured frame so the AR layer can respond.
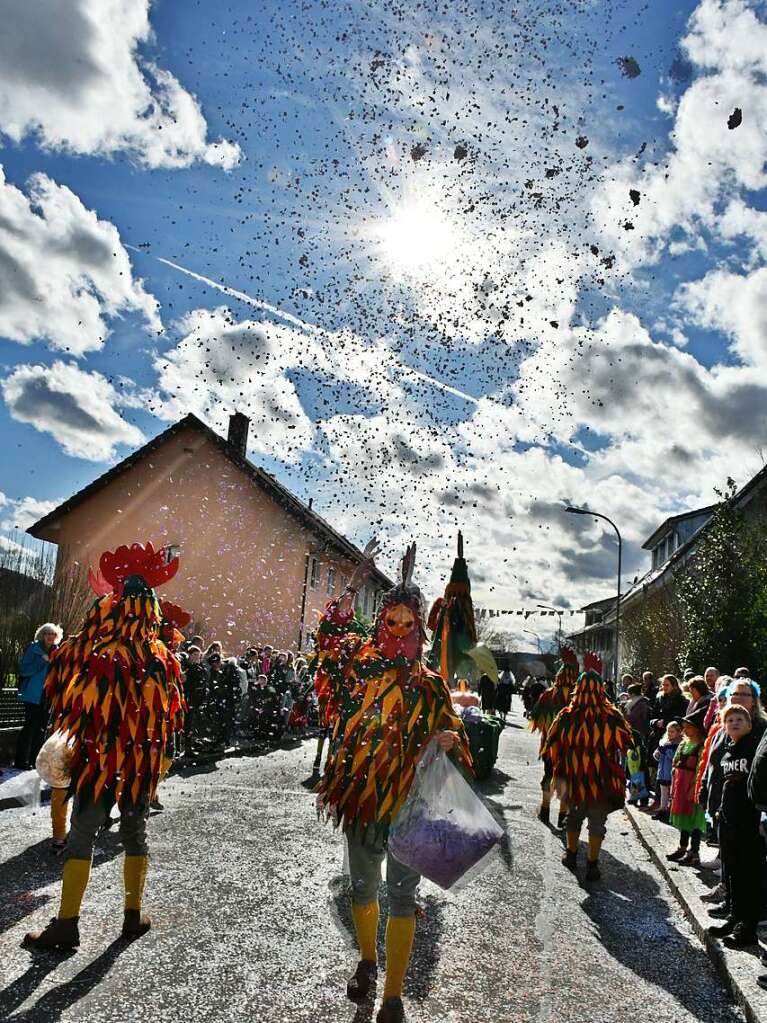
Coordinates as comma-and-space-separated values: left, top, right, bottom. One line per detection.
13, 623, 62, 769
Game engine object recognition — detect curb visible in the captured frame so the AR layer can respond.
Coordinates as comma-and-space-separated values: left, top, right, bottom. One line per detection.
625, 803, 767, 1023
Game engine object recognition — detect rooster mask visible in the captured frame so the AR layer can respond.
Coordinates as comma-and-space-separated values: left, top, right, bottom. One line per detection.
373, 543, 425, 662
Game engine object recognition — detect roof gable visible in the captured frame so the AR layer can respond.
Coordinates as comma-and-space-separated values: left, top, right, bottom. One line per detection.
27, 412, 392, 587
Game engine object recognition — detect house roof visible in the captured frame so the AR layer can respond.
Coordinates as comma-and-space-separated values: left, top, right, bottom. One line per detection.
27, 412, 393, 589
641, 505, 717, 551
579, 596, 617, 614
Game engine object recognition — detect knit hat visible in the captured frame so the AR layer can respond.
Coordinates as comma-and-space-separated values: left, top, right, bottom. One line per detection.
682, 706, 708, 734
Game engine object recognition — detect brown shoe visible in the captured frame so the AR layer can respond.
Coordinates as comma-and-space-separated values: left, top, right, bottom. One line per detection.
346, 958, 377, 1001
377, 997, 405, 1023
679, 850, 701, 867
121, 909, 151, 941
22, 916, 80, 950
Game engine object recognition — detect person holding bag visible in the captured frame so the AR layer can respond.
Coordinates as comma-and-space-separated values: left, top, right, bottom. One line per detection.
313, 541, 472, 1023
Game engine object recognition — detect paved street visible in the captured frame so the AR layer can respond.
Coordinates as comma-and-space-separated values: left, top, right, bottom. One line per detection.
0, 707, 745, 1023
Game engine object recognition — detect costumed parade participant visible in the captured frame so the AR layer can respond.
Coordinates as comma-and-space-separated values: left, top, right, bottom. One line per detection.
542, 652, 634, 881
528, 646, 579, 828
24, 542, 186, 950
313, 540, 472, 1023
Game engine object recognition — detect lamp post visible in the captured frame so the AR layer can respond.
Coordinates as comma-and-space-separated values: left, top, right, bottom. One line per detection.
537, 603, 564, 650
565, 506, 623, 686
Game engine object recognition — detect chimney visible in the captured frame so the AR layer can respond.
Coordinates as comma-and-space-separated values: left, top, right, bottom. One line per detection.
227, 412, 250, 458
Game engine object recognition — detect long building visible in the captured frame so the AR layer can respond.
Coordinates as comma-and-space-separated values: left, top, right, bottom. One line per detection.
28, 412, 391, 652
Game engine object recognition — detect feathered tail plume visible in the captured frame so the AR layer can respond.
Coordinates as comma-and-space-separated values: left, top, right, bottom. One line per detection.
401, 543, 416, 587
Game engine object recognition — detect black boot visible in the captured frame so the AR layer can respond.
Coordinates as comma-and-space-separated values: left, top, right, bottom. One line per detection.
346, 959, 377, 1002
585, 859, 601, 882
556, 810, 568, 830
23, 916, 80, 950
561, 849, 578, 871
538, 804, 550, 824
723, 924, 758, 949
377, 997, 405, 1023
121, 909, 151, 941
707, 918, 737, 938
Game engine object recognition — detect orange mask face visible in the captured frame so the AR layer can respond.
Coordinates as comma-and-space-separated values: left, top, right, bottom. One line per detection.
384, 603, 418, 637
376, 599, 422, 661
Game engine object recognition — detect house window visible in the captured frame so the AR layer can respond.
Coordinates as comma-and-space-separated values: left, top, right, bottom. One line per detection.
165, 544, 181, 563
327, 566, 337, 595
309, 557, 320, 590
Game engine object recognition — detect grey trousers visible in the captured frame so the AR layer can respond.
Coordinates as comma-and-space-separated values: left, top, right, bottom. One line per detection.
566, 800, 610, 839
66, 794, 149, 861
346, 828, 420, 918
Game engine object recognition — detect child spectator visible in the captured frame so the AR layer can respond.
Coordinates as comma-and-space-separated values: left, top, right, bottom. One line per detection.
708, 703, 762, 948
652, 720, 682, 823
666, 707, 708, 866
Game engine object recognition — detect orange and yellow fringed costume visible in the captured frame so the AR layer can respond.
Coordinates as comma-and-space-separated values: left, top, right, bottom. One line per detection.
24, 542, 187, 951
542, 652, 633, 876
314, 542, 472, 1017
314, 606, 472, 839
528, 647, 579, 824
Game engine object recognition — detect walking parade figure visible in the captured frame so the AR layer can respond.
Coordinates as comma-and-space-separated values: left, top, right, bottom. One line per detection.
313, 540, 472, 1023
24, 542, 186, 950
542, 652, 634, 881
528, 646, 579, 828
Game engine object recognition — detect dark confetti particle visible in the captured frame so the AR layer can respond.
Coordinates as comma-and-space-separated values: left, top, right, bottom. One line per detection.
575, 135, 589, 149
411, 143, 427, 161
550, 320, 559, 328
616, 56, 641, 79
623, 221, 635, 231
629, 188, 641, 206
454, 144, 467, 161
728, 107, 742, 130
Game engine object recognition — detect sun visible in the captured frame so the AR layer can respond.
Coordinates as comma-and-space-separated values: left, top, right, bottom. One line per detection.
376, 199, 456, 279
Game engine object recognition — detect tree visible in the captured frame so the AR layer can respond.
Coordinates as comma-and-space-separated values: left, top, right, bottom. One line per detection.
676, 480, 767, 677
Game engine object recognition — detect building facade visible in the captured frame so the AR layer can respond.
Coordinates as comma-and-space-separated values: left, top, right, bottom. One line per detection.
29, 413, 391, 652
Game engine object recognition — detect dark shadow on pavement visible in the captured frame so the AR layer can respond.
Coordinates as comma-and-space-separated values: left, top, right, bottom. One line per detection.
580, 848, 743, 1022
0, 948, 76, 1019
0, 834, 121, 936
5, 939, 127, 1023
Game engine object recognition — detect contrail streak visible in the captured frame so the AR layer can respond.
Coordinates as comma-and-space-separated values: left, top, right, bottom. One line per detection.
153, 254, 480, 406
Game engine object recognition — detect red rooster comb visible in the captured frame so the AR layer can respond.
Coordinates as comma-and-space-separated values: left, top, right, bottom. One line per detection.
559, 646, 579, 667
160, 600, 191, 630
99, 542, 179, 593
583, 650, 603, 676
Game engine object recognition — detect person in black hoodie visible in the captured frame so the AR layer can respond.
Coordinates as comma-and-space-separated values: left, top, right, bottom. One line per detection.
708, 703, 762, 948
650, 674, 688, 738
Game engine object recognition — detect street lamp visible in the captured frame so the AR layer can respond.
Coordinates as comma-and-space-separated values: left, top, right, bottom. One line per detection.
565, 506, 623, 685
537, 603, 563, 650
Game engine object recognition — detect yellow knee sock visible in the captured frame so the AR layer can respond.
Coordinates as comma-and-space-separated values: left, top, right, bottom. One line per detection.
566, 830, 579, 853
51, 788, 69, 842
58, 858, 91, 919
351, 900, 379, 961
123, 855, 149, 912
383, 915, 416, 998
588, 835, 603, 862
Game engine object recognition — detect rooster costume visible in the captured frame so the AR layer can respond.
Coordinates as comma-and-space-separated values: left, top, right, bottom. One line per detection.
313, 542, 471, 1023
542, 653, 633, 880
528, 647, 579, 827
24, 542, 186, 951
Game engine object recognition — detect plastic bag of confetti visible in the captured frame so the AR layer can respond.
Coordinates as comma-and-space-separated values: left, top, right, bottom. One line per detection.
35, 730, 75, 789
388, 737, 504, 890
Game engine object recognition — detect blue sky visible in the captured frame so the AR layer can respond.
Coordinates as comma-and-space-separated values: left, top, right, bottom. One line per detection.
1, 0, 766, 646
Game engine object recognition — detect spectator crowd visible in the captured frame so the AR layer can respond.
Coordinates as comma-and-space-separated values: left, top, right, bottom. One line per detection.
178, 637, 317, 753
616, 664, 767, 979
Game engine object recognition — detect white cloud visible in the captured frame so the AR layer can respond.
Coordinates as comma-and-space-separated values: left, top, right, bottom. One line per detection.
0, 0, 241, 170
154, 307, 318, 463
678, 266, 767, 367
0, 495, 59, 532
0, 167, 161, 354
592, 0, 767, 268
2, 360, 146, 461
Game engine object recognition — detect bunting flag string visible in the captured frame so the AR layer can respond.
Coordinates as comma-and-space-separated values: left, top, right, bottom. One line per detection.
475, 608, 580, 620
